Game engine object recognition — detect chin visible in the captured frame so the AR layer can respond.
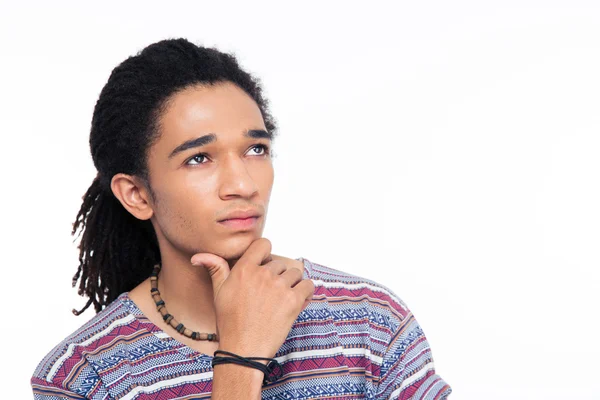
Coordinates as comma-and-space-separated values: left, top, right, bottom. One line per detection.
216, 236, 261, 260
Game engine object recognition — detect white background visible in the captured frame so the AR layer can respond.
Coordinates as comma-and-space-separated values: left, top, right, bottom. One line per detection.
1, 1, 599, 398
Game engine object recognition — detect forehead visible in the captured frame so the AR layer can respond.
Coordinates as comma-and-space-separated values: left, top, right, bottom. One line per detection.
154, 82, 266, 154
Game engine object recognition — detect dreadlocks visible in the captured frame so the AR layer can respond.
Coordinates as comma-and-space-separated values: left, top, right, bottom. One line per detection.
71, 38, 278, 315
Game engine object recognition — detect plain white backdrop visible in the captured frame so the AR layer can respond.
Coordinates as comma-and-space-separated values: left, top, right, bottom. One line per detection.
1, 0, 599, 398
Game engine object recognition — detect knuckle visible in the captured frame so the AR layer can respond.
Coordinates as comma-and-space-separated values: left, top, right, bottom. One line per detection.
235, 263, 249, 279
285, 290, 298, 304
284, 266, 300, 277
274, 275, 288, 288
258, 265, 272, 278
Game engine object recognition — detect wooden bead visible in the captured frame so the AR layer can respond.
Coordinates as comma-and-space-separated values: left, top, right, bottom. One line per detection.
150, 265, 218, 342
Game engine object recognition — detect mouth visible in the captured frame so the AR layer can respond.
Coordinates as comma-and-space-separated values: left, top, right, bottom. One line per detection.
218, 216, 260, 230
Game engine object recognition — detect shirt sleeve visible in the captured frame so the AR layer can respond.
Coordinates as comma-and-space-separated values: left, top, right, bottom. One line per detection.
31, 349, 111, 400
31, 377, 87, 399
374, 300, 452, 399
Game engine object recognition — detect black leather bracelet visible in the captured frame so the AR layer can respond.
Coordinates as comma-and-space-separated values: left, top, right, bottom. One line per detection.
212, 350, 284, 385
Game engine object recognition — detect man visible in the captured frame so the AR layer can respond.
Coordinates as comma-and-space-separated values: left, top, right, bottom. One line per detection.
31, 38, 451, 399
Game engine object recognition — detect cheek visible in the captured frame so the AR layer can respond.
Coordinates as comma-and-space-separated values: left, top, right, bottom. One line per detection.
174, 195, 213, 234
254, 162, 274, 191
156, 190, 213, 242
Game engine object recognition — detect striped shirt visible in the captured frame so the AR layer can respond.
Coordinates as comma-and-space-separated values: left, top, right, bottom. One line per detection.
31, 257, 452, 399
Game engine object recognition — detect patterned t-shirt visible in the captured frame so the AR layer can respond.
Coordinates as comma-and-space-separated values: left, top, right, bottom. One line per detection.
31, 257, 452, 399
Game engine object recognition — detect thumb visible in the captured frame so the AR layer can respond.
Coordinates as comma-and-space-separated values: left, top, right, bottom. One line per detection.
190, 253, 230, 296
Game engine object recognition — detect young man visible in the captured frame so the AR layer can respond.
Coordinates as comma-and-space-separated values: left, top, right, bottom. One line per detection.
31, 38, 452, 399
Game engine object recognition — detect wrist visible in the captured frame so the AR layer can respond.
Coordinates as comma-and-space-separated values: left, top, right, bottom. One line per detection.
212, 349, 284, 386
212, 362, 266, 377
215, 347, 270, 365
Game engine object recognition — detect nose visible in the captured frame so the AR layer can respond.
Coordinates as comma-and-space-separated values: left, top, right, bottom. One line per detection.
218, 153, 259, 199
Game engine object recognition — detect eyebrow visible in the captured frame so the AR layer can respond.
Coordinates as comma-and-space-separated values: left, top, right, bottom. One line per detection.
168, 129, 272, 159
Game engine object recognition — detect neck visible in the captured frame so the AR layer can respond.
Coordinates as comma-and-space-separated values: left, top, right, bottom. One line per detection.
155, 255, 220, 333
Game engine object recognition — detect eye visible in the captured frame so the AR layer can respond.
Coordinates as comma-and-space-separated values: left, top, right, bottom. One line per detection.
185, 153, 207, 166
250, 143, 271, 156
185, 144, 271, 166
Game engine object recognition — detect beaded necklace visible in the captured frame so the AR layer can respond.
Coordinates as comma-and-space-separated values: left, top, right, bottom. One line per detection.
150, 262, 219, 342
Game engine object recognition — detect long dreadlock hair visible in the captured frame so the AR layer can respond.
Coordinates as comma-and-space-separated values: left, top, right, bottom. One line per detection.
71, 38, 278, 316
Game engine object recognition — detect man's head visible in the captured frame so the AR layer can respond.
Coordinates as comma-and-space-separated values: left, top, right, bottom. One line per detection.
72, 38, 278, 315
112, 82, 274, 269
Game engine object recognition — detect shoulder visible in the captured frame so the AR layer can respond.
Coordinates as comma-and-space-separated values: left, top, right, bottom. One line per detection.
303, 258, 452, 398
303, 257, 411, 335
30, 293, 133, 398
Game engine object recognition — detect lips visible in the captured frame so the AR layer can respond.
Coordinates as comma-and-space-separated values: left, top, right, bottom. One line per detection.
218, 209, 261, 222
218, 216, 259, 230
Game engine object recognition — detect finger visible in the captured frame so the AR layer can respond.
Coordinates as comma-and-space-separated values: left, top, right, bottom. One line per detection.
190, 253, 230, 297
261, 254, 273, 266
236, 237, 272, 270
262, 259, 287, 275
293, 279, 316, 301
279, 267, 304, 288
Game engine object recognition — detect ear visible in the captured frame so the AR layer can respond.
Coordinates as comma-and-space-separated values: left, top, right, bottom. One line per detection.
110, 173, 154, 221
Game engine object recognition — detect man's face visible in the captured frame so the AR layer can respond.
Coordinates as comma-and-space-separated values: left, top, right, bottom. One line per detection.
144, 81, 274, 263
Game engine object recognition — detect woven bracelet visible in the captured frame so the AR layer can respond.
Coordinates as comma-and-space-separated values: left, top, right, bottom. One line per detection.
212, 350, 284, 385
